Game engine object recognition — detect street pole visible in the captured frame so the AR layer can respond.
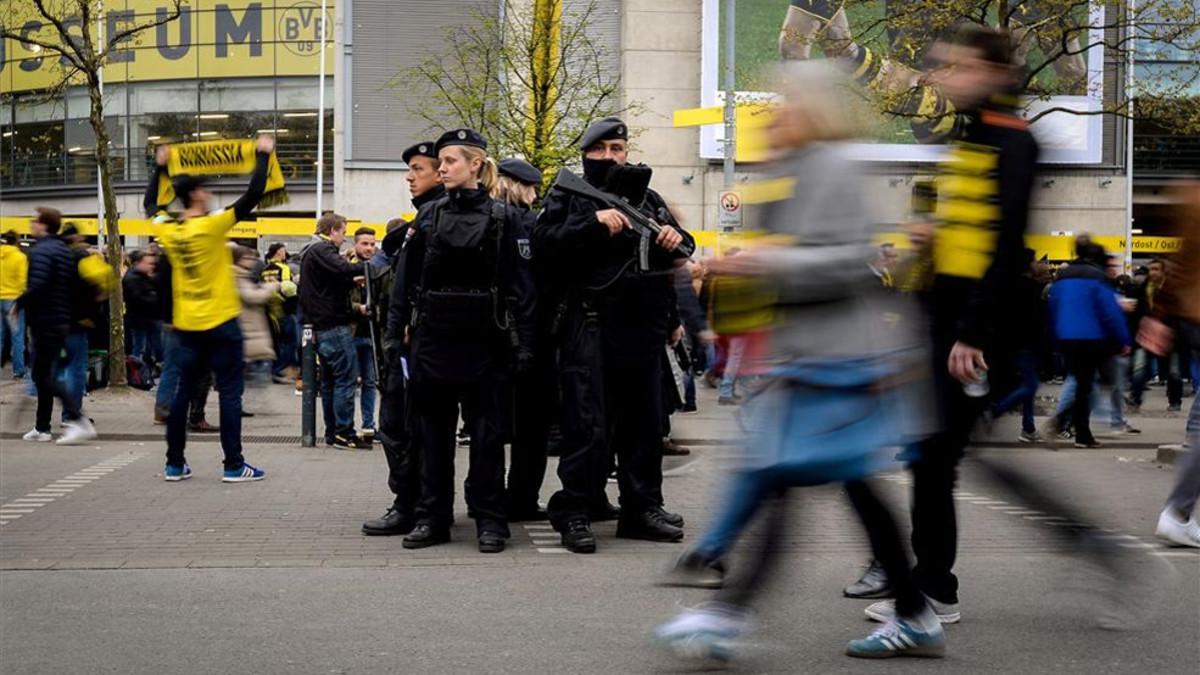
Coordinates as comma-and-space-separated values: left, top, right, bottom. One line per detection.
722, 0, 735, 189
1124, 0, 1136, 268
96, 1, 106, 248
314, 0, 328, 219
301, 323, 316, 447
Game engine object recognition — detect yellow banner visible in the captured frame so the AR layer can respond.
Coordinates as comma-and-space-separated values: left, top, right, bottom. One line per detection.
1, 0, 334, 94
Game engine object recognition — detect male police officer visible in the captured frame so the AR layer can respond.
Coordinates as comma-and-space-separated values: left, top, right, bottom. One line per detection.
535, 117, 694, 553
362, 141, 446, 536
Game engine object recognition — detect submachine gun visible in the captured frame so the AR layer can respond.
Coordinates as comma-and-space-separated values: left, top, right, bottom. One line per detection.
549, 167, 696, 271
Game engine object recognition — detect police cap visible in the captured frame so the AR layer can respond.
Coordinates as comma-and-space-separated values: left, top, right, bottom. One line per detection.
580, 117, 627, 151
402, 141, 438, 165
497, 158, 542, 186
434, 128, 487, 154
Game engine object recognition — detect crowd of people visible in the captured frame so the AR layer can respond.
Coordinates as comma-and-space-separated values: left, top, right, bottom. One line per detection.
2, 23, 1198, 665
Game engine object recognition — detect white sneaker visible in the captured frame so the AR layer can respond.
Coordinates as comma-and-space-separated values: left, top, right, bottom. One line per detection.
22, 428, 52, 442
653, 602, 752, 662
56, 419, 97, 446
1155, 509, 1200, 548
865, 595, 961, 624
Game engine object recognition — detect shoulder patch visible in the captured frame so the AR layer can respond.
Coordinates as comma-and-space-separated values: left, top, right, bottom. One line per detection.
517, 238, 532, 260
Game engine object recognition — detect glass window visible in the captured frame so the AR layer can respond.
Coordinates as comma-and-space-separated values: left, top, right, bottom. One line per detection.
66, 84, 127, 119
276, 76, 333, 110
199, 77, 276, 112
129, 80, 199, 115
14, 94, 65, 124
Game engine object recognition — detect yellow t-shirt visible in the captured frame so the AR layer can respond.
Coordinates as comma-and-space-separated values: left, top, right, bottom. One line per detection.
156, 209, 240, 331
0, 244, 28, 300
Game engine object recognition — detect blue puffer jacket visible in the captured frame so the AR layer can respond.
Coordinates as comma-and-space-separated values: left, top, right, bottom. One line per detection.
16, 234, 76, 329
1048, 261, 1131, 346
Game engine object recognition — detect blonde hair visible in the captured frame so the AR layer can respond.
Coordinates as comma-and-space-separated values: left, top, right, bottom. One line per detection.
456, 145, 498, 192
491, 175, 537, 208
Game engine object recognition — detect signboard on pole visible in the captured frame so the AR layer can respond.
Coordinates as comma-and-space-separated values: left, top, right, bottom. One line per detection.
718, 190, 742, 231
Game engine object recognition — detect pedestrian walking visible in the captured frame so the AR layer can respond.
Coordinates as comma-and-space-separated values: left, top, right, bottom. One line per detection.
0, 230, 28, 381
13, 208, 93, 444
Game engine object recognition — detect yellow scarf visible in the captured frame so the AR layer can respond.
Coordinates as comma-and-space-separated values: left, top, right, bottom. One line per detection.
155, 140, 288, 210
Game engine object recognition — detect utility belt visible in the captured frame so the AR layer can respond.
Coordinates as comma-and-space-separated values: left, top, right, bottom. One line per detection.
414, 287, 518, 349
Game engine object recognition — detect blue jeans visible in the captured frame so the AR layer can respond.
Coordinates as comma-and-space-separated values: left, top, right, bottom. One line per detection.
0, 300, 25, 376
56, 329, 88, 421
156, 328, 181, 414
272, 314, 299, 376
354, 336, 377, 429
719, 337, 747, 399
166, 319, 245, 471
1055, 358, 1123, 430
130, 320, 163, 367
992, 350, 1038, 433
316, 326, 357, 440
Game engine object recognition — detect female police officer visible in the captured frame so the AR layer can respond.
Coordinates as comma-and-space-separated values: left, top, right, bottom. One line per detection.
391, 129, 535, 553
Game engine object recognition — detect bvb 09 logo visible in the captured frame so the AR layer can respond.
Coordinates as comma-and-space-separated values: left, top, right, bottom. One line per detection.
278, 1, 332, 56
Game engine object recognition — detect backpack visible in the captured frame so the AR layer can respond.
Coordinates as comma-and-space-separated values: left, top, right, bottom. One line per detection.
126, 355, 156, 391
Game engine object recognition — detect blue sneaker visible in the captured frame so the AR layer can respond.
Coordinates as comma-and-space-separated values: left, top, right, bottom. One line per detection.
653, 602, 750, 663
222, 463, 266, 483
847, 615, 945, 659
164, 464, 193, 482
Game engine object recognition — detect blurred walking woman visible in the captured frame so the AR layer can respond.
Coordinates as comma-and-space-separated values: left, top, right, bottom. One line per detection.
653, 63, 944, 662
390, 130, 536, 553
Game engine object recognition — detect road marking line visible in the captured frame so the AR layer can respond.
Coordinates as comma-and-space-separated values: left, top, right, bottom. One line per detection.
0, 453, 145, 531
973, 500, 1008, 505
1024, 515, 1068, 521
1119, 542, 1157, 549
536, 548, 569, 554
524, 524, 554, 530
1153, 550, 1199, 558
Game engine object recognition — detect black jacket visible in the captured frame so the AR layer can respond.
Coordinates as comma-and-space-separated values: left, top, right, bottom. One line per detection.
17, 235, 76, 330
533, 183, 691, 351
298, 236, 364, 331
123, 269, 160, 324
930, 106, 1040, 350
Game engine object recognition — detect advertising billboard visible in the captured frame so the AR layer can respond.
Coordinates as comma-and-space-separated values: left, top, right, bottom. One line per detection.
700, 0, 1107, 163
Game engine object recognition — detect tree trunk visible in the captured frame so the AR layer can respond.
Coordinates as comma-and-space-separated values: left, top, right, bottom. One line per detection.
87, 72, 128, 388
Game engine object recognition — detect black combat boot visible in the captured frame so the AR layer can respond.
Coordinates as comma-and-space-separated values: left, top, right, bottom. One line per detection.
616, 509, 684, 542
402, 522, 450, 549
361, 507, 413, 536
561, 518, 597, 554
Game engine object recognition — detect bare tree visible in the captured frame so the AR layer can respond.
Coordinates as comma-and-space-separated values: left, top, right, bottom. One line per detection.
2, 0, 183, 387
396, 0, 633, 183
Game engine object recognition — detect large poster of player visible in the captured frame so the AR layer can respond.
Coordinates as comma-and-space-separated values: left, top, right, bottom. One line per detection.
699, 0, 1106, 163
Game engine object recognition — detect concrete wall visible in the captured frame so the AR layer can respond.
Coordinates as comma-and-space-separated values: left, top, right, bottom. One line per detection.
336, 167, 411, 222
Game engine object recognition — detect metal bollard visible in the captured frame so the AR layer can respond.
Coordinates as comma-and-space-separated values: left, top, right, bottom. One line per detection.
301, 323, 317, 447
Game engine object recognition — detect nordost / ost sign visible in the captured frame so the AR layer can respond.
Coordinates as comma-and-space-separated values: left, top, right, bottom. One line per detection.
0, 1, 334, 94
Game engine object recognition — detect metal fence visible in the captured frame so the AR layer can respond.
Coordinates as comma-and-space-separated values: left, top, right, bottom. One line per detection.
0, 142, 333, 189
1133, 134, 1200, 176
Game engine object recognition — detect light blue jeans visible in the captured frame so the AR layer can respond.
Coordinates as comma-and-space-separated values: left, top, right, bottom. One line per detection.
1055, 358, 1124, 429
0, 300, 25, 377
354, 336, 377, 429
719, 337, 747, 400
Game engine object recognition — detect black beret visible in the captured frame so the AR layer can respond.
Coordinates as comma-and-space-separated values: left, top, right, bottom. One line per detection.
497, 158, 542, 185
402, 142, 438, 165
434, 128, 487, 154
580, 117, 628, 151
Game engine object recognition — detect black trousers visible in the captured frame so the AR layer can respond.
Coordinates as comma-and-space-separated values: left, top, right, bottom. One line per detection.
31, 325, 79, 432
1062, 341, 1111, 445
378, 364, 419, 517
507, 353, 554, 513
547, 306, 665, 525
718, 481, 925, 620
413, 374, 509, 536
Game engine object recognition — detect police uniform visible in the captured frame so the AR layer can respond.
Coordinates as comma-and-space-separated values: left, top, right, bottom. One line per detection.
362, 142, 445, 536
391, 130, 535, 552
495, 158, 551, 522
534, 117, 695, 553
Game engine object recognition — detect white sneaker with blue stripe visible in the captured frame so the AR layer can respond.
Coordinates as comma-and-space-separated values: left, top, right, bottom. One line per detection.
163, 464, 193, 482
846, 615, 945, 659
653, 602, 750, 663
222, 463, 266, 483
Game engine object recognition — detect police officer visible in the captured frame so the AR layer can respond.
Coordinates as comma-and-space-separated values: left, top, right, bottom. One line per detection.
492, 158, 551, 522
392, 129, 535, 553
362, 141, 446, 536
534, 117, 694, 553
